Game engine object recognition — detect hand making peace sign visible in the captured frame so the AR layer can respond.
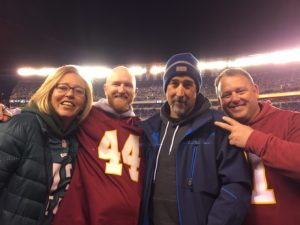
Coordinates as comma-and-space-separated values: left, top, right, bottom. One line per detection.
215, 116, 254, 148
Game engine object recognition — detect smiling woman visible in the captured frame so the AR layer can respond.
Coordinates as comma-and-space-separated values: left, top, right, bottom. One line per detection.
51, 73, 88, 129
0, 65, 93, 225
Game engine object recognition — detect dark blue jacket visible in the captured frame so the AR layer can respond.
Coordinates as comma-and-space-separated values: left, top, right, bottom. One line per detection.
139, 109, 251, 225
0, 112, 77, 225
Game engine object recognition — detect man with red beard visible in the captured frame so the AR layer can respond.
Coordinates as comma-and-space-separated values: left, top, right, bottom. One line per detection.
214, 68, 300, 225
52, 66, 144, 225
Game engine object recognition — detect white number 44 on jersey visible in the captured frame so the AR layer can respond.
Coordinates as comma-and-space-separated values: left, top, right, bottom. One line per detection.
98, 130, 141, 182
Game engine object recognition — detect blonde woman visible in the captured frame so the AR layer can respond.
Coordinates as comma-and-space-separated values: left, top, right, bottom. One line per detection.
0, 65, 93, 225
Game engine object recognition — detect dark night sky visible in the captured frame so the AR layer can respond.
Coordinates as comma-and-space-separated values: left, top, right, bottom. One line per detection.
0, 0, 300, 70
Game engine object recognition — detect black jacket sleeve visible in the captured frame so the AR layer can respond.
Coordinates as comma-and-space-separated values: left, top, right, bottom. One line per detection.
0, 116, 30, 190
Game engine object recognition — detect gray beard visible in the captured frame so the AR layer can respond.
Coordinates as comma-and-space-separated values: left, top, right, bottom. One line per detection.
170, 103, 188, 118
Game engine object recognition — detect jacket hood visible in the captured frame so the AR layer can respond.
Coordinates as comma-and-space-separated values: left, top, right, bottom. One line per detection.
93, 98, 136, 118
248, 101, 272, 126
160, 93, 211, 126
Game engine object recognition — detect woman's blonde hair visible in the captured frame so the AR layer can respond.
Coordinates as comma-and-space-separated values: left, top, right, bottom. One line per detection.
29, 65, 93, 123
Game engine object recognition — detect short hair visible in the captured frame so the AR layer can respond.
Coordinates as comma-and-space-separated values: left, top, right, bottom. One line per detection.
214, 68, 254, 96
29, 65, 93, 123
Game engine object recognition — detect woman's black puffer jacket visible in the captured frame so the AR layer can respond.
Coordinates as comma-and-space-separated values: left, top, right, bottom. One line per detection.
0, 112, 64, 225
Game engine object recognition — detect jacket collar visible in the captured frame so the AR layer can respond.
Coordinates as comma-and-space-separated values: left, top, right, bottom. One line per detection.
160, 93, 211, 127
139, 113, 161, 147
140, 96, 215, 145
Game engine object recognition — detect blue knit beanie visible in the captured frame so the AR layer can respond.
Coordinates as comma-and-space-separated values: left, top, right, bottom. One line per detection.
163, 53, 202, 93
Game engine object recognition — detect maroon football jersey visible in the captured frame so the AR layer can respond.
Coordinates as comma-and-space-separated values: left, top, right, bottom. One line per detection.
243, 102, 300, 225
52, 106, 144, 225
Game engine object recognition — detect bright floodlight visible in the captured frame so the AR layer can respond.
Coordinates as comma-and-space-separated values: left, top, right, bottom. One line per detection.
198, 61, 228, 70
18, 67, 56, 76
129, 66, 147, 76
228, 48, 300, 67
17, 46, 300, 77
199, 47, 300, 70
149, 65, 165, 75
17, 66, 112, 80
79, 66, 112, 80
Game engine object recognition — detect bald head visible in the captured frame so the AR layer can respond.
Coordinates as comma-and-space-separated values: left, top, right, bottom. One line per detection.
106, 66, 136, 90
104, 66, 137, 113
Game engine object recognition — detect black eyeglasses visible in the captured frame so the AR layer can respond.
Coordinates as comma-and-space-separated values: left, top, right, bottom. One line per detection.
55, 83, 86, 97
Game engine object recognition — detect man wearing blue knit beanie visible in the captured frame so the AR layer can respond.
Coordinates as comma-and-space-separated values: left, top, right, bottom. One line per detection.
163, 53, 202, 94
139, 53, 251, 225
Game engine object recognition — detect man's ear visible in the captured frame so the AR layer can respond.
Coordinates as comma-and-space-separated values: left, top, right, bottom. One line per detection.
103, 83, 107, 94
215, 91, 222, 106
253, 83, 259, 96
217, 96, 223, 109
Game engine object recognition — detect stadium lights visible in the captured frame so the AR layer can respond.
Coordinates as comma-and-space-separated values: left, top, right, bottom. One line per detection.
18, 67, 56, 76
199, 47, 300, 70
17, 46, 300, 78
228, 48, 300, 68
150, 65, 165, 75
17, 66, 112, 80
128, 66, 147, 76
79, 66, 112, 80
198, 61, 228, 70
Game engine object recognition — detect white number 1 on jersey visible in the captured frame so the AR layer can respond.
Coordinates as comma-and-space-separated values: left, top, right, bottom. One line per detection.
251, 156, 276, 204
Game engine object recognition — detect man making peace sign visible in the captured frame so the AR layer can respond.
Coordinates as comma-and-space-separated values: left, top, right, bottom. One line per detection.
215, 68, 300, 225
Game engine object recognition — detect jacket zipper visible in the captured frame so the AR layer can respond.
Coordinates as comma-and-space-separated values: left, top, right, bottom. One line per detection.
176, 145, 183, 225
188, 145, 198, 191
176, 145, 198, 225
